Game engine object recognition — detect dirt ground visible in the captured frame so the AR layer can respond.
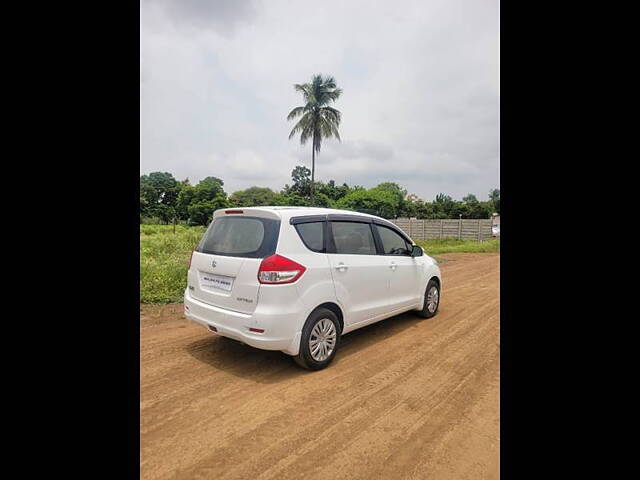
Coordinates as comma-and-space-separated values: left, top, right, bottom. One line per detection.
141, 253, 499, 480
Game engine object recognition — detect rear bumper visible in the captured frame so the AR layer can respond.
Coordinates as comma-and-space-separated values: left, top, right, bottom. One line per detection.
183, 288, 302, 356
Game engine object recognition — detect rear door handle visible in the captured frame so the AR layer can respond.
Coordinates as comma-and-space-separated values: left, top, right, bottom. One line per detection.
336, 262, 348, 272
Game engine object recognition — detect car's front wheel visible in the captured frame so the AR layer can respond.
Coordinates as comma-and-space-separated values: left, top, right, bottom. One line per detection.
293, 308, 341, 370
416, 279, 440, 318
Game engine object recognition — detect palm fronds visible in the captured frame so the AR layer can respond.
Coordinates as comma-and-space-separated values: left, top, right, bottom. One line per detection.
287, 74, 342, 154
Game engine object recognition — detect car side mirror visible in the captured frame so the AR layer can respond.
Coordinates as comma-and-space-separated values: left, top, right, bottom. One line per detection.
410, 245, 423, 257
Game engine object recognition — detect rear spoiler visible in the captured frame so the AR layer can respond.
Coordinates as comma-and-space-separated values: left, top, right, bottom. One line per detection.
212, 208, 281, 221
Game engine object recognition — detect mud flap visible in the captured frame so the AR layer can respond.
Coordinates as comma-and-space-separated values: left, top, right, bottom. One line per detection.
282, 331, 302, 356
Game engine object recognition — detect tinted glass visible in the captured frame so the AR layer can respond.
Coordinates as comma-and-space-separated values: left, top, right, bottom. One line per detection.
295, 222, 324, 252
330, 222, 377, 255
376, 225, 411, 255
197, 216, 279, 258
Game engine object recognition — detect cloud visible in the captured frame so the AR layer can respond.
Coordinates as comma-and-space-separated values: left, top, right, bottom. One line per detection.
141, 0, 257, 34
140, 0, 499, 200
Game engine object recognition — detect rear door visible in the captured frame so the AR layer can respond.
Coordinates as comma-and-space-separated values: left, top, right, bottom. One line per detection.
188, 212, 280, 314
326, 220, 392, 325
373, 224, 422, 309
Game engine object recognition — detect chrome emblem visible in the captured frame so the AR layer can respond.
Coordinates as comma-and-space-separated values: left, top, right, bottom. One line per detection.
211, 260, 217, 268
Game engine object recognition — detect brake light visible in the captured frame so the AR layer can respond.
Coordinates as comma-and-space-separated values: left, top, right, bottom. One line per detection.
258, 254, 306, 284
225, 210, 243, 214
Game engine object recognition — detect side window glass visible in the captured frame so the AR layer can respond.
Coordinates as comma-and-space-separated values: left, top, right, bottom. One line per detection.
330, 222, 377, 255
295, 222, 324, 252
376, 225, 411, 255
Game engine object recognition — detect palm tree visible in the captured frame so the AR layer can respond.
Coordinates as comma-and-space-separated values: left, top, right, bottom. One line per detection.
287, 74, 342, 206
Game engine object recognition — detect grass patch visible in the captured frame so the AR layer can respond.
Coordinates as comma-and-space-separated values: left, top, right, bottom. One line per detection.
416, 237, 500, 255
140, 224, 205, 303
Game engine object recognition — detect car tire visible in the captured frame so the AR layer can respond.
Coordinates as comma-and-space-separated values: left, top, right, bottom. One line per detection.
417, 279, 440, 318
293, 308, 341, 370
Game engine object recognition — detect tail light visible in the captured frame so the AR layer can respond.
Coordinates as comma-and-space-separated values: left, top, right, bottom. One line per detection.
258, 254, 306, 284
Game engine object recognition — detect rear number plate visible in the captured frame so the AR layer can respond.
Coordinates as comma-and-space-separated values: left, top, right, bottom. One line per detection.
200, 273, 234, 292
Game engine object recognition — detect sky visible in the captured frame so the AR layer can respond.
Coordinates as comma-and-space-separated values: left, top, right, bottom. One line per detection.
140, 0, 499, 201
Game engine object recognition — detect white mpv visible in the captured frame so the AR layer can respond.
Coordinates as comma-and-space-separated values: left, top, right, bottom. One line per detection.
184, 207, 441, 370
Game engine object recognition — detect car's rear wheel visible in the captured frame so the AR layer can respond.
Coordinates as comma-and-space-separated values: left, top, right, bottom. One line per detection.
417, 279, 440, 318
293, 308, 341, 370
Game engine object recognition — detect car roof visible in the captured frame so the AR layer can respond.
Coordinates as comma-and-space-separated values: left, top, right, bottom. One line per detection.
226, 206, 383, 222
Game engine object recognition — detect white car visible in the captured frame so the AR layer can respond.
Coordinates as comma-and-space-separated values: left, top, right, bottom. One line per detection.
184, 207, 442, 370
492, 224, 500, 237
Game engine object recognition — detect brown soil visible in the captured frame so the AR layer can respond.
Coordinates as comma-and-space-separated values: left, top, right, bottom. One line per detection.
141, 252, 499, 480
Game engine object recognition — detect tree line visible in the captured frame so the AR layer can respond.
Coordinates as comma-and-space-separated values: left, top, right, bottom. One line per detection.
140, 166, 500, 226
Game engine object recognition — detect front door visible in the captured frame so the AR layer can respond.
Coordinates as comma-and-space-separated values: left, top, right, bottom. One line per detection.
374, 224, 422, 309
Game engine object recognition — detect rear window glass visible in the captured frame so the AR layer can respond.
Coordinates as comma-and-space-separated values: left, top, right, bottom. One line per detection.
330, 222, 377, 255
196, 216, 279, 258
295, 222, 324, 252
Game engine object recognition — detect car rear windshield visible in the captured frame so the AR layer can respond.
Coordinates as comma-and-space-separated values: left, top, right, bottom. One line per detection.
196, 216, 280, 258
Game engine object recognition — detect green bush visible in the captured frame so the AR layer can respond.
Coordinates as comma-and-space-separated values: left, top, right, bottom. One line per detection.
140, 225, 205, 303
